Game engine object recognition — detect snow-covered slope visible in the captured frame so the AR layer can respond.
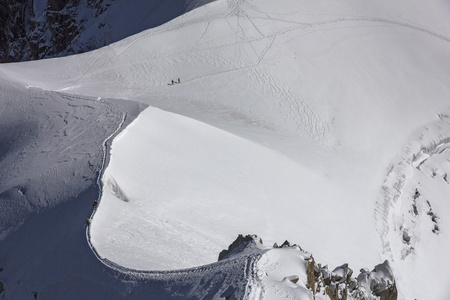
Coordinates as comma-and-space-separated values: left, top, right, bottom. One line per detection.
0, 78, 145, 239
1, 0, 450, 299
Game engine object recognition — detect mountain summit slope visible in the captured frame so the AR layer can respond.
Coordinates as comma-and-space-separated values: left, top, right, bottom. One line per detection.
1, 0, 450, 299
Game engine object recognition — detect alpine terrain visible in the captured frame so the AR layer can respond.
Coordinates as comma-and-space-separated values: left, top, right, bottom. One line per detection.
0, 0, 449, 299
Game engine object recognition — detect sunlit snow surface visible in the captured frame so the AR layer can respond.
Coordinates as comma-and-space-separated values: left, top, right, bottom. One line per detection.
1, 0, 450, 299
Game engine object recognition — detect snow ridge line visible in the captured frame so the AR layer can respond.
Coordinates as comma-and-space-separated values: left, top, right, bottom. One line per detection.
85, 99, 126, 262
96, 109, 127, 201
87, 229, 265, 298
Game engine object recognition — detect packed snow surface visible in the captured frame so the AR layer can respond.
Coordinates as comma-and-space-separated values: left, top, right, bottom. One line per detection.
1, 0, 450, 299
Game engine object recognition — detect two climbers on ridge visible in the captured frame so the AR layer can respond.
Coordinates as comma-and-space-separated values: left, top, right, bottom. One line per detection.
169, 78, 181, 85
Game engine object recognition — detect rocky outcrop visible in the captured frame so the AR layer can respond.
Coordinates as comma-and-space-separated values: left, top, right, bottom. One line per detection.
218, 234, 263, 261
0, 0, 33, 61
220, 235, 397, 300
305, 254, 397, 300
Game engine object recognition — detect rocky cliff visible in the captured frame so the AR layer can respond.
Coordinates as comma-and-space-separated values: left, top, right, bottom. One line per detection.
0, 0, 214, 62
1, 0, 108, 62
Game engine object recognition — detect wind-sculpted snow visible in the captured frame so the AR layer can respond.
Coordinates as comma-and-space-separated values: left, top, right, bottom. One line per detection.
376, 114, 450, 300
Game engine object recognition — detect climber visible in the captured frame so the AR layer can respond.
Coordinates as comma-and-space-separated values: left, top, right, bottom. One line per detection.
177, 78, 180, 83
93, 201, 98, 209
86, 218, 91, 225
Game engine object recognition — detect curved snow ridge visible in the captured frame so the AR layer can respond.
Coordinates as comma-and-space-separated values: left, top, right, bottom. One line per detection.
83, 104, 265, 299
86, 231, 265, 299
96, 112, 127, 201
376, 113, 450, 300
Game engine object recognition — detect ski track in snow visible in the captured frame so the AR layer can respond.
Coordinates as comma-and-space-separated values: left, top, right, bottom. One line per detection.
53, 0, 450, 157
99, 1, 450, 148
108, 4, 450, 64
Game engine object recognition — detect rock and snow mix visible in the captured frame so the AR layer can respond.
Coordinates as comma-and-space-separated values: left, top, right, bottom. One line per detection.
1, 0, 450, 299
218, 235, 397, 300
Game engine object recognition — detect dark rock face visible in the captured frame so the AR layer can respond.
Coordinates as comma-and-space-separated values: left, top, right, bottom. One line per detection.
0, 0, 110, 62
45, 0, 82, 54
0, 0, 216, 63
218, 234, 263, 261
47, 0, 72, 11
0, 0, 33, 61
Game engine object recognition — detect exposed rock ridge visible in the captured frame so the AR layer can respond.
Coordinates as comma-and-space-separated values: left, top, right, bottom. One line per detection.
220, 235, 397, 300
